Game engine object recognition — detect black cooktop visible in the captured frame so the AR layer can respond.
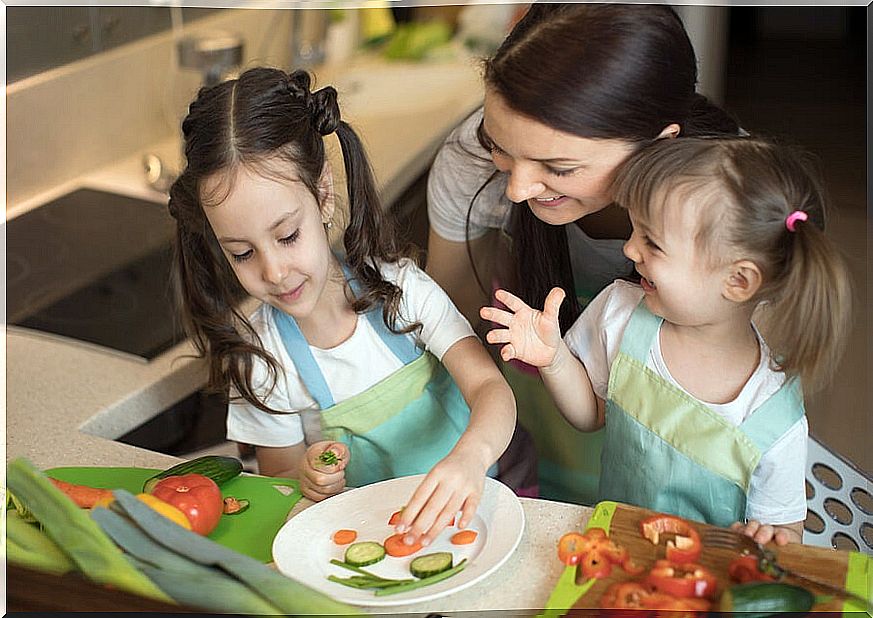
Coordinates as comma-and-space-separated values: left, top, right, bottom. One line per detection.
7, 188, 188, 360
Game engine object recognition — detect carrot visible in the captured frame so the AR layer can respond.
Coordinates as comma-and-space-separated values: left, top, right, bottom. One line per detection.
332, 529, 358, 545
450, 530, 478, 545
48, 478, 114, 508
383, 533, 423, 557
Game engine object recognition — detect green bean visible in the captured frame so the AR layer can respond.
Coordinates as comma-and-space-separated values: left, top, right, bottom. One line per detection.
374, 559, 468, 596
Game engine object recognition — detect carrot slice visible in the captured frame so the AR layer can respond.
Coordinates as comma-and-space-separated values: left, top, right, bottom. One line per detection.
383, 533, 423, 557
450, 530, 478, 545
332, 529, 358, 545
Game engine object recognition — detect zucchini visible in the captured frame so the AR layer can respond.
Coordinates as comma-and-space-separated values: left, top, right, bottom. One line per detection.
142, 455, 243, 493
409, 552, 453, 579
718, 581, 815, 617
344, 542, 386, 567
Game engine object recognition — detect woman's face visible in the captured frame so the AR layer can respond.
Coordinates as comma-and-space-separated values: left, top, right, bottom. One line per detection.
483, 89, 638, 226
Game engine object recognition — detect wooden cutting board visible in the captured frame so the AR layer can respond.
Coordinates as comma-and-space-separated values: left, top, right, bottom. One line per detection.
46, 466, 301, 564
543, 501, 871, 615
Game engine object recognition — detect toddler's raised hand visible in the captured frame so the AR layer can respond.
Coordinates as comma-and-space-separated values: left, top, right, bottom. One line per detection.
299, 441, 349, 502
480, 287, 566, 367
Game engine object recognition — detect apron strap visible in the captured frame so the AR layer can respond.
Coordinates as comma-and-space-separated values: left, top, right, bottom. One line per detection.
343, 262, 422, 365
619, 299, 662, 362
739, 376, 805, 453
272, 306, 336, 409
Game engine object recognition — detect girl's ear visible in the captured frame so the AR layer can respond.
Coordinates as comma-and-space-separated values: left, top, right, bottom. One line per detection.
318, 162, 336, 225
723, 259, 763, 303
656, 123, 681, 140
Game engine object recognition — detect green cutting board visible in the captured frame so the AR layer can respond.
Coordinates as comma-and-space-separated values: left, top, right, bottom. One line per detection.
46, 466, 301, 563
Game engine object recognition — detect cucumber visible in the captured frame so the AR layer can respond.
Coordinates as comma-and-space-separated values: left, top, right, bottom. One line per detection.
142, 455, 243, 493
409, 552, 453, 579
344, 542, 386, 567
718, 581, 815, 617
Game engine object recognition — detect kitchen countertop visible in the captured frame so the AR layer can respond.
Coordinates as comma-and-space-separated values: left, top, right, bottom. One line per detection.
5, 53, 484, 471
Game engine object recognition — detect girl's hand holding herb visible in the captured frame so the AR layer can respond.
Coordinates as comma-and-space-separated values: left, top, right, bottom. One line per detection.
300, 441, 349, 502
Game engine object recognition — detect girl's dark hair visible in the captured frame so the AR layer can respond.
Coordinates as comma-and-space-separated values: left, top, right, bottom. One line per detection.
612, 137, 853, 392
168, 67, 416, 413
474, 3, 741, 333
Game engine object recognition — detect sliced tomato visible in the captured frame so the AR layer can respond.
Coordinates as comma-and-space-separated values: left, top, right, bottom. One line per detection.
383, 533, 423, 557
640, 514, 702, 564
727, 554, 776, 583
645, 559, 718, 599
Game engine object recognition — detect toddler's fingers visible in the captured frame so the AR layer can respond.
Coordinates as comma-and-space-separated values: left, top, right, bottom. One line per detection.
493, 289, 527, 313
543, 287, 566, 320
752, 524, 775, 545
485, 329, 512, 345
500, 343, 516, 362
480, 306, 515, 327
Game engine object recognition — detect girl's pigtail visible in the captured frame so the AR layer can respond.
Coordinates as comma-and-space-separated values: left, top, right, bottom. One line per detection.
762, 220, 852, 392
168, 175, 284, 414
333, 118, 420, 334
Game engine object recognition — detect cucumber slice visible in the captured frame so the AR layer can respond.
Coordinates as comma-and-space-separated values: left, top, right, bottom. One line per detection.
409, 552, 453, 579
344, 542, 386, 567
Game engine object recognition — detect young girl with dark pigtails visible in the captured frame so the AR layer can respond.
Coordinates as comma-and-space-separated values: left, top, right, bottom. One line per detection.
168, 67, 515, 547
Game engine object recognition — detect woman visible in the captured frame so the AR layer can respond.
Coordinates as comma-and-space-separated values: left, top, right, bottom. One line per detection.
426, 3, 740, 503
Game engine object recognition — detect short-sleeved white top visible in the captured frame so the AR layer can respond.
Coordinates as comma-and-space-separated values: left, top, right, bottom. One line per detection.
226, 259, 476, 448
565, 280, 809, 525
427, 107, 634, 299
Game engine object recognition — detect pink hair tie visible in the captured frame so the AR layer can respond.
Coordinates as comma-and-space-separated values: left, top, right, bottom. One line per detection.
785, 210, 808, 232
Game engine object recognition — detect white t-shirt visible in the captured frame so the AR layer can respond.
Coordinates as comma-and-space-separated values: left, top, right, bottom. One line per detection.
427, 107, 633, 300
226, 259, 476, 448
565, 280, 808, 525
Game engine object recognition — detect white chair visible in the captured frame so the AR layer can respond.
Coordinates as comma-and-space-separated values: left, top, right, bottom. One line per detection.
804, 434, 872, 555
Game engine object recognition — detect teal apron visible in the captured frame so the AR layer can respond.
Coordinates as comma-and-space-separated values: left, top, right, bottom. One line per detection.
599, 300, 805, 527
272, 272, 491, 488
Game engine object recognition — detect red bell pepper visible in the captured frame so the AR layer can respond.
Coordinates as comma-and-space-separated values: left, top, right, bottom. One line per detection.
600, 580, 712, 612
557, 528, 640, 579
640, 514, 702, 563
727, 554, 776, 583
645, 559, 719, 599
150, 473, 223, 535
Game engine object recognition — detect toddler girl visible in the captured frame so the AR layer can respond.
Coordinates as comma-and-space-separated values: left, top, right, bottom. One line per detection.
481, 137, 852, 544
168, 67, 516, 545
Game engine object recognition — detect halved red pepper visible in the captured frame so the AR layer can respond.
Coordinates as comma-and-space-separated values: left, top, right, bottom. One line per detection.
645, 559, 719, 599
640, 514, 702, 563
727, 554, 776, 583
600, 580, 711, 612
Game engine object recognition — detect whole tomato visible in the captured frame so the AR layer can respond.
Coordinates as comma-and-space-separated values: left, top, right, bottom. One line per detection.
150, 473, 222, 535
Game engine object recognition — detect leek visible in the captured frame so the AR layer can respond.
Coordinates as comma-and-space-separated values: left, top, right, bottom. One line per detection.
6, 457, 171, 603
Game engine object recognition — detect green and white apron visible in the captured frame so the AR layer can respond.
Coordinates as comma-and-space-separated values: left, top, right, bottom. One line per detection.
272, 275, 492, 488
599, 300, 804, 527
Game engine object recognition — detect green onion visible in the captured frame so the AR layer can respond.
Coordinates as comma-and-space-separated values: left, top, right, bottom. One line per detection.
374, 559, 468, 596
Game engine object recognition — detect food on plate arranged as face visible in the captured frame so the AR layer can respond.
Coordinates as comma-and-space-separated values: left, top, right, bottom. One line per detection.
325, 506, 480, 596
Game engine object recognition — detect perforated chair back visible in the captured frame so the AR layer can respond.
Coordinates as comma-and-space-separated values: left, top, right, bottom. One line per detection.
804, 434, 872, 555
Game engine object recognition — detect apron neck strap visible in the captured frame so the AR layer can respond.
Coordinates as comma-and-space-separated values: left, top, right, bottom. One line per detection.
619, 299, 662, 362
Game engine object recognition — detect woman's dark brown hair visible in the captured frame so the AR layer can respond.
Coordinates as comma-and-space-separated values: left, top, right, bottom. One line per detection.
471, 3, 740, 333
168, 67, 416, 413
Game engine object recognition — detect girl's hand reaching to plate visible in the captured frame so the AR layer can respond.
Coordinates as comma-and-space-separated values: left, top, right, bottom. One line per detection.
480, 287, 566, 368
300, 441, 350, 502
392, 449, 488, 548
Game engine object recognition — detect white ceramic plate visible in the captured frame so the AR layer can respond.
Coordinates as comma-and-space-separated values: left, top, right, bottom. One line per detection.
272, 474, 524, 607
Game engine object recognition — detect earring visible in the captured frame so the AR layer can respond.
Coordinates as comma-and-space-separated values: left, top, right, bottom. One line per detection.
323, 218, 333, 230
